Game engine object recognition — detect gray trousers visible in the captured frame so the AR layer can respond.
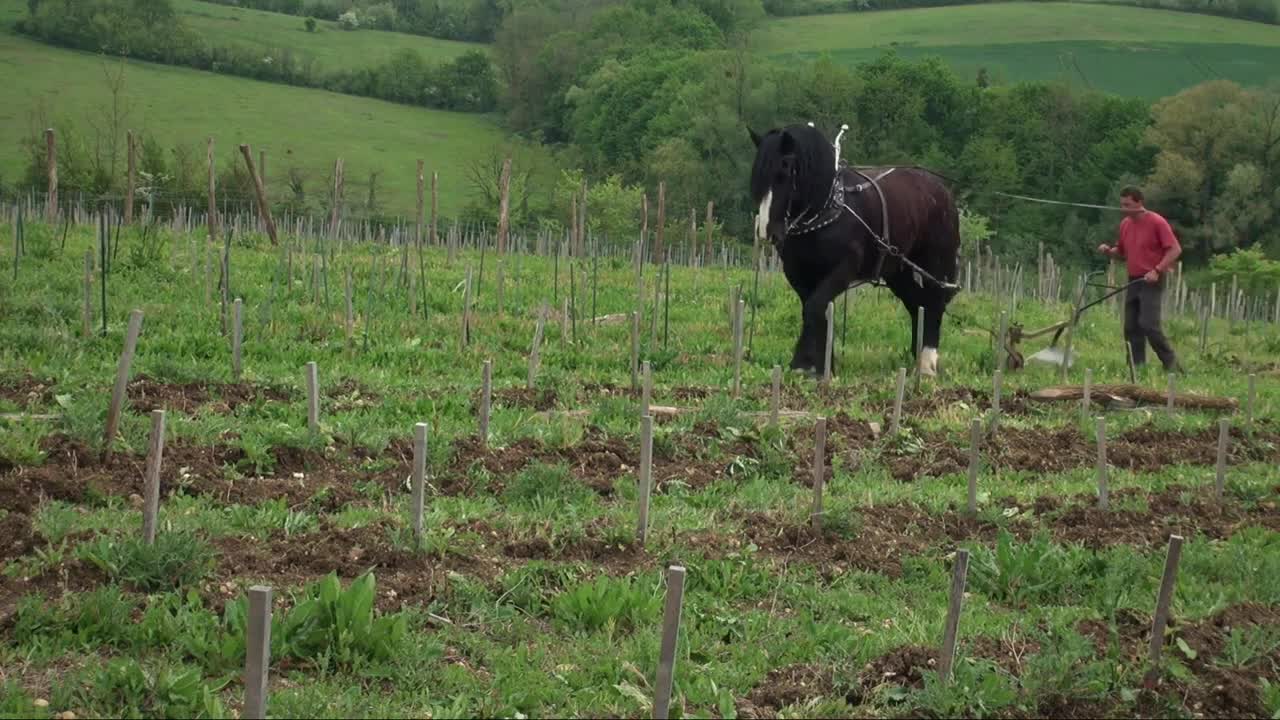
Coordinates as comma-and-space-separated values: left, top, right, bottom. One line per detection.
1124, 277, 1177, 369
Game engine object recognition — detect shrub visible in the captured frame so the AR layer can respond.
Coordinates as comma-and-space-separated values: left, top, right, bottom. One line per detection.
338, 10, 359, 29
305, 17, 317, 32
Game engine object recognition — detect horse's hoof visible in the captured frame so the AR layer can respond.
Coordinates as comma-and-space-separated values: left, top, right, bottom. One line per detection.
790, 365, 818, 378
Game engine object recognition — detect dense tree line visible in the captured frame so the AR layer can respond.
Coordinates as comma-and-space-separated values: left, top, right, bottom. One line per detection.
17, 0, 498, 112
764, 0, 1276, 25
190, 0, 510, 42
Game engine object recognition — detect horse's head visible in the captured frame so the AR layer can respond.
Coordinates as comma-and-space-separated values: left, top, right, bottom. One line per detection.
748, 124, 836, 247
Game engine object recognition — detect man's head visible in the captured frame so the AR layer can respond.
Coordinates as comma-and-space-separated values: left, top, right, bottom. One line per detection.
1120, 186, 1146, 217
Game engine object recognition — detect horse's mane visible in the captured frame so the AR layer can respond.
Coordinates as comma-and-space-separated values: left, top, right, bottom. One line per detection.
750, 124, 837, 217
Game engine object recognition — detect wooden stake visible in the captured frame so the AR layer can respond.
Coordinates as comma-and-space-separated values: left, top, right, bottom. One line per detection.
462, 266, 472, 348
1167, 373, 1176, 413
244, 586, 273, 720
1082, 368, 1092, 424
653, 565, 686, 720
103, 310, 144, 453
938, 549, 970, 684
125, 130, 136, 225
967, 418, 980, 514
811, 417, 827, 531
642, 361, 652, 417
206, 138, 218, 306
637, 414, 654, 544
305, 361, 319, 433
732, 299, 745, 399
480, 360, 492, 447
771, 366, 782, 427
704, 201, 714, 264
141, 409, 166, 545
995, 310, 1008, 371
1246, 374, 1256, 430
238, 145, 279, 246
654, 182, 666, 263
1215, 418, 1229, 499
344, 267, 354, 345
412, 422, 427, 541
528, 303, 547, 390
497, 156, 511, 256
1144, 535, 1184, 688
45, 129, 57, 223
991, 369, 1003, 427
823, 302, 835, 385
915, 306, 925, 392
890, 368, 907, 436
630, 311, 640, 390
232, 298, 243, 380
1096, 416, 1108, 510
82, 250, 93, 338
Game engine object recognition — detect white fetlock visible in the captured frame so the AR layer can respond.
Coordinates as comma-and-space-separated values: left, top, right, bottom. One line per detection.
918, 347, 939, 377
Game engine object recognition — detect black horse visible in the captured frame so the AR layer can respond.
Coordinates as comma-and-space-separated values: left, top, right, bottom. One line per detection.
749, 123, 962, 377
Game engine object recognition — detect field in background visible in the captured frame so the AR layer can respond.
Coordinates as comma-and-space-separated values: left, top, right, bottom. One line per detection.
173, 0, 485, 71
0, 209, 1278, 717
757, 3, 1280, 97
0, 34, 507, 218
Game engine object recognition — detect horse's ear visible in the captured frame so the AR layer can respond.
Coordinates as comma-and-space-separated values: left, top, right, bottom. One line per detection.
779, 130, 796, 155
748, 127, 762, 147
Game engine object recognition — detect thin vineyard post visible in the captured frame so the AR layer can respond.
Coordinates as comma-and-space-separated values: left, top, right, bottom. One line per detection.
480, 360, 492, 447
1199, 306, 1209, 354
528, 303, 547, 390
1215, 418, 1229, 499
103, 310, 144, 455
125, 130, 136, 225
990, 369, 1003, 429
206, 138, 218, 307
732, 298, 745, 399
1143, 535, 1184, 689
914, 306, 925, 392
938, 549, 970, 685
141, 410, 166, 545
344, 267, 354, 346
1167, 373, 1176, 413
1082, 368, 1093, 425
232, 299, 243, 380
653, 565, 686, 720
1246, 374, 1256, 431
305, 362, 320, 433
45, 128, 57, 224
642, 361, 652, 418
811, 417, 827, 531
462, 266, 472, 349
967, 418, 980, 514
995, 310, 1008, 372
412, 422, 427, 542
823, 302, 835, 386
637, 415, 654, 544
631, 311, 640, 390
82, 251, 93, 338
244, 586, 273, 720
890, 368, 907, 436
771, 366, 782, 427
1096, 417, 1108, 510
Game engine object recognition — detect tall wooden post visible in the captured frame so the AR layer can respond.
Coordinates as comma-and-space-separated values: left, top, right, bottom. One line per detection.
206, 137, 218, 305
125, 130, 136, 224
45, 129, 57, 223
238, 145, 279, 246
497, 156, 511, 256
654, 182, 666, 263
704, 201, 714, 264
330, 158, 344, 240
416, 160, 425, 247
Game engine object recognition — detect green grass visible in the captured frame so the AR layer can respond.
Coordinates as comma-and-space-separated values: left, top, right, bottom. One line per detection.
1, 214, 1278, 717
0, 32, 509, 218
757, 2, 1280, 97
173, 0, 486, 71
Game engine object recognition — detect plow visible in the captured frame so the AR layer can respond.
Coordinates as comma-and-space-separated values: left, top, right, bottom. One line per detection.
990, 270, 1145, 371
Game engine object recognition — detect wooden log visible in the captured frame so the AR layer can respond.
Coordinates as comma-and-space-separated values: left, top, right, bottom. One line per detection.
1029, 384, 1238, 411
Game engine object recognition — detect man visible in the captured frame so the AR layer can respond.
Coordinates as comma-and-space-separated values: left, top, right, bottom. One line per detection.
1097, 186, 1182, 372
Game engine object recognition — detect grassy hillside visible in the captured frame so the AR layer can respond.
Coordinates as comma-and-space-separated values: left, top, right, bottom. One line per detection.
756, 2, 1280, 97
174, 0, 486, 71
0, 33, 508, 218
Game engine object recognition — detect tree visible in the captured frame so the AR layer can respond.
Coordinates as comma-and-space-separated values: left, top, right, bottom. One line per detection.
305, 17, 317, 31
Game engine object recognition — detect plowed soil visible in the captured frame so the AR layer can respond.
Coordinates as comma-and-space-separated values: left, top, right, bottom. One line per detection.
127, 374, 291, 414
887, 425, 1280, 481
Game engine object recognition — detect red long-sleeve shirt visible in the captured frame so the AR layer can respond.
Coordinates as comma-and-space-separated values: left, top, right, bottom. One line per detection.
1115, 211, 1179, 278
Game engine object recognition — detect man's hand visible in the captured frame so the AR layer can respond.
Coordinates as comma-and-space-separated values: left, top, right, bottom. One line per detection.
1144, 269, 1160, 284
1097, 244, 1112, 255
